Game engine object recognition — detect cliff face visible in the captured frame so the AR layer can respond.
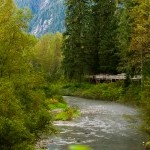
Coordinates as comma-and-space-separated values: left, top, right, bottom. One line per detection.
15, 0, 65, 36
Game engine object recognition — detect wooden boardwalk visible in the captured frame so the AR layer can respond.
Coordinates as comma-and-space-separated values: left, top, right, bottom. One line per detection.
88, 73, 141, 83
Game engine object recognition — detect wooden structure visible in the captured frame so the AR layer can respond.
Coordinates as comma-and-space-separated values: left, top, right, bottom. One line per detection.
88, 73, 141, 83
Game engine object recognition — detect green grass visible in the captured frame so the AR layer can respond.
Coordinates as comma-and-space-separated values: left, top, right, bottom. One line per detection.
60, 82, 124, 101
47, 81, 150, 136
44, 94, 80, 121
45, 96, 67, 110
54, 107, 80, 121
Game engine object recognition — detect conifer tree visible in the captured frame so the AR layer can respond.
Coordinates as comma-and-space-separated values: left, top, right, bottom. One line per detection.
117, 0, 135, 85
63, 0, 120, 80
92, 0, 119, 74
63, 0, 91, 80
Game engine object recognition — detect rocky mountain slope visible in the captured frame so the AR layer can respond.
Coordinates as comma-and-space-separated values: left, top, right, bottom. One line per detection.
15, 0, 65, 36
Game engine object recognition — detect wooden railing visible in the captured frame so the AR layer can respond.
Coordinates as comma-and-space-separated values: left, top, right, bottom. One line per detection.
88, 73, 141, 82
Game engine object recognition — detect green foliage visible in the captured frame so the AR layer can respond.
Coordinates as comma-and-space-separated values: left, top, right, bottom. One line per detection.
0, 78, 36, 149
117, 0, 133, 75
0, 1, 56, 149
44, 96, 79, 121
117, 0, 150, 136
61, 82, 123, 101
63, 0, 119, 81
141, 78, 150, 134
60, 81, 142, 105
129, 0, 150, 76
55, 107, 79, 121
81, 83, 123, 101
45, 97, 67, 110
1, 0, 150, 148
48, 83, 64, 96
33, 33, 63, 82
61, 82, 92, 95
0, 77, 48, 149
118, 0, 150, 78
63, 0, 96, 80
121, 83, 141, 105
0, 117, 34, 150
93, 0, 119, 74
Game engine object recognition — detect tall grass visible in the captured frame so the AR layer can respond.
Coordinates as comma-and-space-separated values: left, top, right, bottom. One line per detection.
61, 82, 123, 101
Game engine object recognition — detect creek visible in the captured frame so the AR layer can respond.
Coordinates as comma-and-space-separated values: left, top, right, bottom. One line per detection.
47, 96, 147, 150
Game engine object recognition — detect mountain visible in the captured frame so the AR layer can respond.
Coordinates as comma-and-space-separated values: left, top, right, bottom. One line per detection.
15, 0, 65, 36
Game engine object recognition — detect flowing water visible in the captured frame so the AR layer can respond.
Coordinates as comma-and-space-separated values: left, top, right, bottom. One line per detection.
47, 96, 147, 150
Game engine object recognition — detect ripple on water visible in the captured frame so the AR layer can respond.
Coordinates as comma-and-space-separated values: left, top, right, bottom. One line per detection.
47, 96, 147, 150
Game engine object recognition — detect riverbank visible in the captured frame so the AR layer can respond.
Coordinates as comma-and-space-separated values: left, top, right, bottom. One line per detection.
45, 96, 79, 121
46, 81, 150, 149
47, 96, 147, 150
51, 81, 149, 137
60, 82, 141, 105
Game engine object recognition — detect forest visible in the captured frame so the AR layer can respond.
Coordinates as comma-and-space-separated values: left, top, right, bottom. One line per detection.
0, 0, 150, 149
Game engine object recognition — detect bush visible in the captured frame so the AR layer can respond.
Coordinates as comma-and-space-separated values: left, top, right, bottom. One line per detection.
141, 78, 150, 134
0, 76, 56, 149
60, 83, 93, 96
81, 83, 123, 100
61, 82, 123, 101
54, 107, 80, 121
121, 83, 141, 104
0, 117, 34, 150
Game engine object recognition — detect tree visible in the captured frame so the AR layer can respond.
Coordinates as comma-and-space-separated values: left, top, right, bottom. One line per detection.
129, 0, 150, 83
0, 0, 33, 78
33, 33, 63, 82
117, 0, 135, 85
0, 1, 56, 149
63, 0, 120, 81
92, 0, 119, 74
63, 0, 91, 81
118, 0, 150, 82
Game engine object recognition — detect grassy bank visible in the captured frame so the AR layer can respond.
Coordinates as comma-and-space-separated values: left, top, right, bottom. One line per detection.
50, 81, 149, 136
47, 80, 150, 140
45, 96, 79, 121
60, 81, 141, 105
44, 83, 80, 122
